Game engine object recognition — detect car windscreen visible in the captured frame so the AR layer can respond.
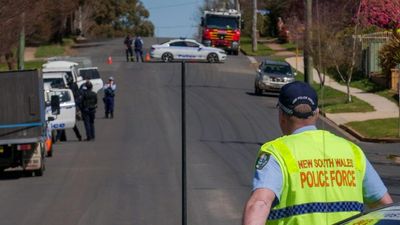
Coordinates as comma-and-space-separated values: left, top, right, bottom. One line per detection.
263, 64, 293, 76
205, 15, 239, 29
79, 69, 100, 80
44, 78, 66, 88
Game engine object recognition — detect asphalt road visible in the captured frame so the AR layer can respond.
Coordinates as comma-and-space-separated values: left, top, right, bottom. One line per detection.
0, 38, 399, 225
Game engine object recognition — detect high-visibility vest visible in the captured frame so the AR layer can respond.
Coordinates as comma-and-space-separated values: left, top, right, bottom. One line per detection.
258, 130, 366, 225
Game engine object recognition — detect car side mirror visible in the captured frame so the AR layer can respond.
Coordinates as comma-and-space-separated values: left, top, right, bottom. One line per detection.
47, 116, 55, 122
51, 95, 60, 115
198, 47, 202, 51
201, 17, 204, 27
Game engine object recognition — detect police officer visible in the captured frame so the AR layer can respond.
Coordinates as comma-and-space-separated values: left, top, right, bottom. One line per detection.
67, 76, 83, 141
242, 81, 393, 225
134, 36, 144, 62
81, 81, 97, 141
103, 76, 116, 119
124, 34, 134, 62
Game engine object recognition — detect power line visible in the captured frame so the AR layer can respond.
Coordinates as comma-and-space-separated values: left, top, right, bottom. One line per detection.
147, 1, 200, 10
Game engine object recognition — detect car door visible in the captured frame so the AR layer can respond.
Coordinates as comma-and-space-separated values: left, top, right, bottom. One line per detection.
47, 89, 76, 130
185, 41, 204, 60
169, 41, 189, 60
78, 67, 104, 93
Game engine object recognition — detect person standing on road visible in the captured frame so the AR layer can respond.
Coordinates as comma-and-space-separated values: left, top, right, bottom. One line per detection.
103, 76, 116, 119
124, 34, 134, 62
67, 76, 83, 141
134, 36, 144, 62
54, 77, 83, 142
81, 81, 97, 141
242, 81, 393, 225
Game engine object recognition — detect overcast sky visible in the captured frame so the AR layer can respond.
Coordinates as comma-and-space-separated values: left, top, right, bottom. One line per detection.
142, 0, 203, 38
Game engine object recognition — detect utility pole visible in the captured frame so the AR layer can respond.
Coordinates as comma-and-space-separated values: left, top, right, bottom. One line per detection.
252, 0, 257, 52
17, 12, 25, 70
304, 0, 313, 85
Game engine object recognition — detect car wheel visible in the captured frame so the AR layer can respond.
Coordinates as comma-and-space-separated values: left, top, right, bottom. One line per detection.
255, 84, 262, 95
207, 53, 219, 63
162, 52, 173, 63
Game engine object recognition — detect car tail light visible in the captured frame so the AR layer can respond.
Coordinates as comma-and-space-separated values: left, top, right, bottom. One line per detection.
17, 144, 32, 151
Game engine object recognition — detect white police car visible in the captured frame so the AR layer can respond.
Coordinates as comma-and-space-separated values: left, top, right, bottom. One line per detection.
150, 38, 227, 63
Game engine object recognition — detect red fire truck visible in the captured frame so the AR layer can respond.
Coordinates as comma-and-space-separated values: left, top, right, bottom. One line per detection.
201, 9, 241, 55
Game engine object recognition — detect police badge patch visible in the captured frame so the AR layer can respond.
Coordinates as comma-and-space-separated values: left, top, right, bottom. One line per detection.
255, 153, 270, 170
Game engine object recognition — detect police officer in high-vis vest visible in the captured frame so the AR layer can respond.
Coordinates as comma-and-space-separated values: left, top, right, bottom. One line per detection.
242, 81, 393, 225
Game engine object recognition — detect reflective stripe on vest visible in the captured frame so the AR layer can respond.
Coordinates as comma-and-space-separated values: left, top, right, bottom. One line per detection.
258, 130, 366, 224
268, 201, 363, 220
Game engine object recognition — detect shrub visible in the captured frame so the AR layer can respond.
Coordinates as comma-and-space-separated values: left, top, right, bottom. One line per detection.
378, 37, 400, 80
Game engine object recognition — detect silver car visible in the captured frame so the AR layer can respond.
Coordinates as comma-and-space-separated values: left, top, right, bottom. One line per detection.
254, 60, 296, 95
150, 38, 227, 63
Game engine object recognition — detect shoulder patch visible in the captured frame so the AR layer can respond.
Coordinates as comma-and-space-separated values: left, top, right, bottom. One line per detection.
255, 153, 270, 170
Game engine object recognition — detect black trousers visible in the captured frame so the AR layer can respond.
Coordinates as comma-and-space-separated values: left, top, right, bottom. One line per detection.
126, 48, 133, 61
83, 110, 96, 140
135, 49, 143, 62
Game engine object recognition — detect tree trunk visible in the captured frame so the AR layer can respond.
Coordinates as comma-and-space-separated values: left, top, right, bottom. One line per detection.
346, 80, 352, 103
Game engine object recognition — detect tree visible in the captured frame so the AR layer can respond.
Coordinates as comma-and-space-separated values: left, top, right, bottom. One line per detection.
359, 0, 400, 81
359, 0, 400, 38
89, 0, 154, 37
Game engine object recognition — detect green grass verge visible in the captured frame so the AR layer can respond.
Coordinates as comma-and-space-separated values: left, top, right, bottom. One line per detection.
346, 118, 400, 138
241, 36, 274, 56
34, 38, 75, 58
35, 45, 65, 58
0, 60, 45, 71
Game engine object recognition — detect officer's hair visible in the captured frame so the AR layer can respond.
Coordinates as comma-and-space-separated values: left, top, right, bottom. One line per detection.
293, 104, 313, 114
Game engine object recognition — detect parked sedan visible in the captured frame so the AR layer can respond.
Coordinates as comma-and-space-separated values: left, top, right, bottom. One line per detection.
150, 38, 227, 63
254, 60, 296, 95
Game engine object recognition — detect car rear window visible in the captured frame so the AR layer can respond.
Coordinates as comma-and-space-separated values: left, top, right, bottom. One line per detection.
79, 69, 100, 79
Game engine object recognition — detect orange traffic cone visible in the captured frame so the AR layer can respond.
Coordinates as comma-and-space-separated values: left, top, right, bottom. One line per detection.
107, 56, 113, 64
145, 52, 151, 62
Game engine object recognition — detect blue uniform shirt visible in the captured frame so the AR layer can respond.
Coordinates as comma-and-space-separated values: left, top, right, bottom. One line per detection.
253, 126, 387, 206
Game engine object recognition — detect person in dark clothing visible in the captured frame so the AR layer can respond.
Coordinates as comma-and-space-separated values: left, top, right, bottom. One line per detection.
103, 76, 116, 119
81, 81, 98, 141
124, 34, 134, 62
134, 36, 144, 62
55, 77, 83, 142
68, 78, 83, 141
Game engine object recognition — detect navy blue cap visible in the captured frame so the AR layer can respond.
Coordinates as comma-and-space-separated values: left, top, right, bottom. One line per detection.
278, 81, 318, 118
